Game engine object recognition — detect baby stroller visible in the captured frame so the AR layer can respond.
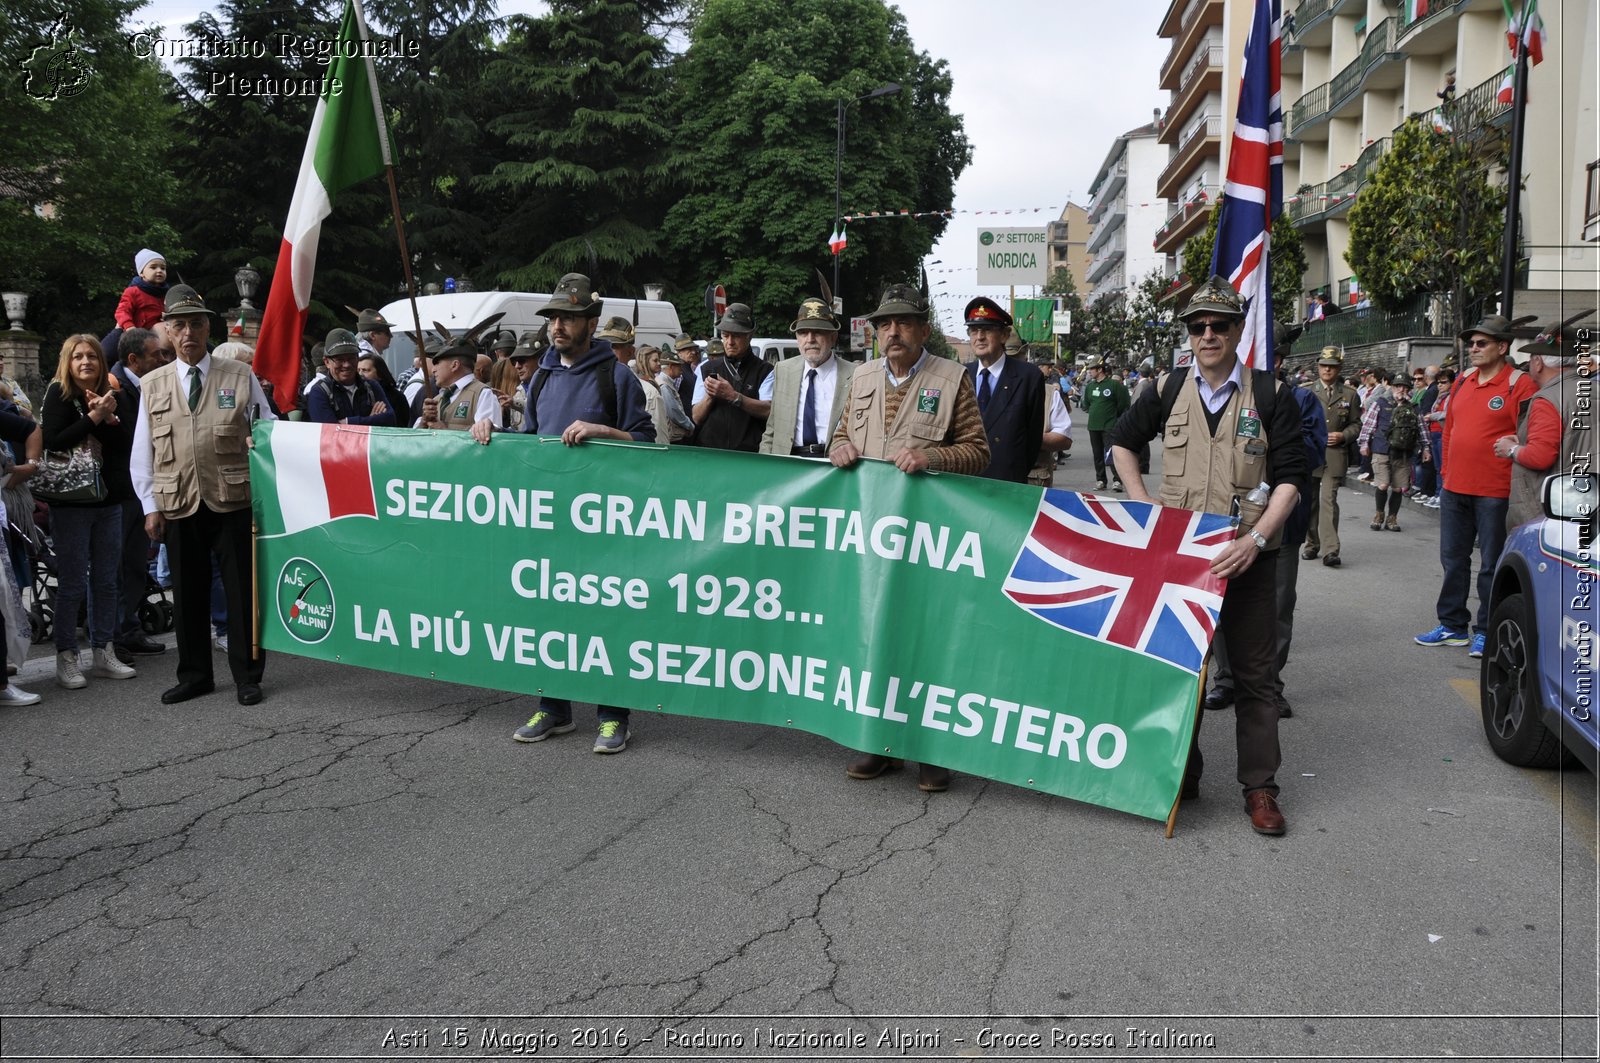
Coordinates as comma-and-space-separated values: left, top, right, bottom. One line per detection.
138, 567, 174, 636
25, 500, 57, 644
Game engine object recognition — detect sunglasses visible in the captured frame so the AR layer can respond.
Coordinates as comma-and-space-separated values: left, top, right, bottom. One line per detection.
1186, 320, 1235, 336
1467, 339, 1499, 348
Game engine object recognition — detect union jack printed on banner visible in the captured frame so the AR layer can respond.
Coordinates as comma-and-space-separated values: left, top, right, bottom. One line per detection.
1002, 491, 1233, 674
1209, 0, 1283, 372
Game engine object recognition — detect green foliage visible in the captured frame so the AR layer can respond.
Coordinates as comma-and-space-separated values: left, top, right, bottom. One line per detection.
1042, 267, 1088, 357
661, 0, 969, 327
1, 0, 184, 342
1347, 112, 1507, 334
1126, 268, 1185, 368
478, 0, 677, 295
1181, 201, 1306, 323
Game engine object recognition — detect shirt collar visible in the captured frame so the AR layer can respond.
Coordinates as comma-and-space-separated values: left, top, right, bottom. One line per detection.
977, 354, 1007, 378
885, 349, 930, 388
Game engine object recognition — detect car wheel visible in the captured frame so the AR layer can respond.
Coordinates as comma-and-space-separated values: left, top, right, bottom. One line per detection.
1481, 592, 1560, 768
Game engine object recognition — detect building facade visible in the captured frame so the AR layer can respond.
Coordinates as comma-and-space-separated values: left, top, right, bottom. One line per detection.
1046, 202, 1093, 294
1086, 117, 1171, 304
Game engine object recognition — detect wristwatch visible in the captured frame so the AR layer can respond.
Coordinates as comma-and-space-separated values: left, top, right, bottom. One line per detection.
1247, 529, 1268, 550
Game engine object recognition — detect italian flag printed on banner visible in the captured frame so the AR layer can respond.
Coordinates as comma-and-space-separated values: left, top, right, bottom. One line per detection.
256, 422, 378, 537
828, 224, 847, 255
253, 0, 392, 412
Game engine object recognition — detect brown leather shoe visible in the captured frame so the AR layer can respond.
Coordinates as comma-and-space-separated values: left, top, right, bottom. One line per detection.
846, 753, 902, 780
1301, 545, 1318, 561
1245, 791, 1286, 835
917, 764, 950, 792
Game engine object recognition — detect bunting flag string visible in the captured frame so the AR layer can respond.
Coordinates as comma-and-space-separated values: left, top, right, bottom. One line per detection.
842, 205, 1064, 222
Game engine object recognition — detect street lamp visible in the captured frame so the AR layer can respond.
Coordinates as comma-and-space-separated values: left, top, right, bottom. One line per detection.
834, 82, 901, 306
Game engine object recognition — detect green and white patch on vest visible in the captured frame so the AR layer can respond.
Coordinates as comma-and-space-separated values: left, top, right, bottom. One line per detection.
916, 388, 941, 415
455, 402, 470, 418
217, 388, 236, 409
1236, 407, 1262, 439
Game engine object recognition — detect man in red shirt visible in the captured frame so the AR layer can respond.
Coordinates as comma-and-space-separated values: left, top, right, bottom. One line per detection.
1415, 315, 1538, 658
1494, 316, 1592, 531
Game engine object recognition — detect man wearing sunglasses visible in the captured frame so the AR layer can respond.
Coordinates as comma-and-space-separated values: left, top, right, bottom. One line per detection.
1413, 315, 1537, 658
1109, 276, 1309, 837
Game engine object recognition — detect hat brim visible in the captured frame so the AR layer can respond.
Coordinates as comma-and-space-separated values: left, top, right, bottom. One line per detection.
965, 320, 1010, 330
1518, 339, 1569, 358
1177, 304, 1244, 321
717, 321, 754, 334
866, 304, 928, 323
162, 305, 212, 320
1457, 328, 1512, 343
790, 317, 839, 332
324, 346, 360, 359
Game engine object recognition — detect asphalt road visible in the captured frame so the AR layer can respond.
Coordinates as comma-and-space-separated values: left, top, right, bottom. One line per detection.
1, 429, 1595, 1063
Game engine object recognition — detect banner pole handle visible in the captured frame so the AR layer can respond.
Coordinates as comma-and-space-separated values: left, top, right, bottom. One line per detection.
251, 516, 261, 661
385, 164, 434, 402
1166, 661, 1207, 838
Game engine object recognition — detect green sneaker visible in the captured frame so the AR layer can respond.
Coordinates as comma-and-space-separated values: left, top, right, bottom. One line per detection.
593, 719, 628, 754
512, 710, 575, 743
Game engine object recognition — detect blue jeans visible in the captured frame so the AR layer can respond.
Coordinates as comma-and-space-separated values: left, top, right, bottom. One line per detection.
51, 504, 124, 651
1436, 490, 1509, 635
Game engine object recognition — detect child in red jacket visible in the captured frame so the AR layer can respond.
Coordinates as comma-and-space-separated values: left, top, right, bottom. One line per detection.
115, 249, 169, 330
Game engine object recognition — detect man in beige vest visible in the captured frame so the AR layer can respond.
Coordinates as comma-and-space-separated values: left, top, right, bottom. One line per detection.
131, 285, 275, 706
416, 337, 498, 430
1303, 346, 1361, 567
1495, 316, 1594, 532
829, 282, 989, 794
760, 294, 855, 456
1108, 276, 1309, 836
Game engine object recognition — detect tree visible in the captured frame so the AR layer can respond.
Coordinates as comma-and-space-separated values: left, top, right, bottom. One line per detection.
2, 0, 184, 345
661, 0, 969, 327
1180, 200, 1307, 323
1125, 268, 1186, 368
1347, 110, 1507, 337
166, 0, 394, 333
477, 0, 679, 295
1042, 266, 1088, 358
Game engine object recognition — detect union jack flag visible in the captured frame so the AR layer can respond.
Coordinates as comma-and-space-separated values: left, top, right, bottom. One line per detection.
1210, 0, 1283, 371
1002, 491, 1234, 674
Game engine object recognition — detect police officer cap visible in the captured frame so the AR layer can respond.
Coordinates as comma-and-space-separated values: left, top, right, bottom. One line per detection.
162, 284, 210, 319
595, 316, 635, 343
673, 333, 699, 353
867, 283, 930, 323
324, 328, 360, 359
536, 273, 603, 318
489, 329, 517, 353
1457, 313, 1515, 343
718, 303, 755, 335
1178, 275, 1246, 320
357, 308, 391, 333
1316, 345, 1343, 367
790, 297, 838, 333
509, 329, 543, 361
963, 297, 1012, 330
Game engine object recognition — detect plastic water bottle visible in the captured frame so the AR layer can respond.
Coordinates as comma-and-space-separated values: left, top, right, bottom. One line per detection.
1246, 481, 1271, 506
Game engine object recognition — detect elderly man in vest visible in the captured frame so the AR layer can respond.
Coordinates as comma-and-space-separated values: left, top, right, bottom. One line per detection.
1495, 315, 1593, 532
1108, 276, 1309, 836
759, 294, 855, 457
415, 336, 499, 430
131, 285, 276, 706
828, 282, 989, 793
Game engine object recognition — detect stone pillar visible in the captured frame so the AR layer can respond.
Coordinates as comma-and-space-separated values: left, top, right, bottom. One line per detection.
0, 332, 46, 409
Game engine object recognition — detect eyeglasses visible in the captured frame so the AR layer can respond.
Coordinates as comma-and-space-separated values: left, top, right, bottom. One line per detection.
1186, 320, 1235, 336
1467, 339, 1498, 349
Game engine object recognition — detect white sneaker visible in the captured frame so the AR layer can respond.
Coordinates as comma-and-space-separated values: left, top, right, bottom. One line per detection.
0, 683, 41, 706
91, 647, 136, 680
56, 650, 86, 690
213, 634, 229, 653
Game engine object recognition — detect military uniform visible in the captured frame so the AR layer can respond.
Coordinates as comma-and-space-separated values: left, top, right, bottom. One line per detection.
1303, 346, 1361, 565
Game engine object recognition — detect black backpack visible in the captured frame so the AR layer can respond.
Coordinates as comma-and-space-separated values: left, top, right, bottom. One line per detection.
1158, 366, 1280, 430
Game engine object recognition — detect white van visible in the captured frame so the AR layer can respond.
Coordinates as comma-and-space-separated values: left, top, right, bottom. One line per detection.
750, 337, 800, 364
377, 291, 683, 375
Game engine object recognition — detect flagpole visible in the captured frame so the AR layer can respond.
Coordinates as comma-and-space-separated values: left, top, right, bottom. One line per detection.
384, 165, 434, 402
1498, 7, 1532, 319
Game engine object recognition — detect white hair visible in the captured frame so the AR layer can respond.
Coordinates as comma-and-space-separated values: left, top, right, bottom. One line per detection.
211, 342, 255, 364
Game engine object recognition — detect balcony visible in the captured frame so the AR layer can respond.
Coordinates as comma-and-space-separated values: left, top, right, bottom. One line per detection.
1158, 0, 1224, 92
1444, 64, 1515, 129
1152, 186, 1216, 255
1288, 82, 1329, 141
1398, 0, 1458, 53
1586, 160, 1600, 242
1156, 114, 1222, 200
1326, 16, 1405, 120
1158, 44, 1224, 144
1087, 210, 1123, 253
1088, 161, 1127, 223
1086, 234, 1126, 284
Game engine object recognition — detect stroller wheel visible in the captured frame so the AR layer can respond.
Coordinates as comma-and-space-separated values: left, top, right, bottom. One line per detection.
139, 600, 161, 635
28, 609, 47, 645
158, 600, 175, 632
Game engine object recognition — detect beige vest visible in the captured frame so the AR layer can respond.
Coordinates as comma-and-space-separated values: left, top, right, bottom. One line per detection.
1027, 391, 1057, 486
841, 356, 967, 459
637, 377, 670, 444
1510, 369, 1592, 530
436, 378, 487, 431
144, 357, 258, 519
1158, 374, 1282, 550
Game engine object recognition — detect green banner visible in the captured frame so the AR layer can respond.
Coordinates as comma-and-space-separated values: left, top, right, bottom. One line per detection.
1013, 297, 1057, 344
252, 422, 1221, 822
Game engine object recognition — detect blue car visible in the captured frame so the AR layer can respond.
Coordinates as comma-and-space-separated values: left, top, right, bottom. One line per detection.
1481, 474, 1599, 771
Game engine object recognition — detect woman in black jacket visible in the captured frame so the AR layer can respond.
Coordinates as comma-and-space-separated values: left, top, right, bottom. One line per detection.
41, 335, 137, 689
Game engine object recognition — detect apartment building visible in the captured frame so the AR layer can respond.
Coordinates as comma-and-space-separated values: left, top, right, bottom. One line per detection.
1283, 0, 1599, 321
1153, 0, 1255, 304
1045, 202, 1093, 294
1085, 117, 1171, 304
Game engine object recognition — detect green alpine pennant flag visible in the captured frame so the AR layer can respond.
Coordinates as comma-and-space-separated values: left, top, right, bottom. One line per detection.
253, 422, 1237, 823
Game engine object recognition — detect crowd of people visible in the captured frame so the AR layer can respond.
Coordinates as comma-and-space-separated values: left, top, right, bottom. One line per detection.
5, 246, 1588, 837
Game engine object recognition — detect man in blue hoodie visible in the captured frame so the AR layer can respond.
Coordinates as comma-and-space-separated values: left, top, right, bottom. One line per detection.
470, 273, 655, 753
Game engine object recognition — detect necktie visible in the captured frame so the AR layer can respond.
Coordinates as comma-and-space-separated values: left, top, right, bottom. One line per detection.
187, 366, 202, 411
802, 368, 819, 447
438, 384, 457, 407
978, 369, 992, 414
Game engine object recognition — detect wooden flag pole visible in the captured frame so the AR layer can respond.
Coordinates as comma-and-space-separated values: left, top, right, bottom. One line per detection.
385, 164, 434, 402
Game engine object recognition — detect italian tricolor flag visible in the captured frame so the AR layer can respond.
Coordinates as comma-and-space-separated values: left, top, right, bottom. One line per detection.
255, 423, 378, 537
1403, 0, 1429, 23
254, 0, 392, 412
828, 224, 847, 255
1502, 0, 1546, 64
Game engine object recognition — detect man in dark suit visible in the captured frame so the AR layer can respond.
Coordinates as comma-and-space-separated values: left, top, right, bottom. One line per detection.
110, 327, 167, 663
962, 297, 1044, 483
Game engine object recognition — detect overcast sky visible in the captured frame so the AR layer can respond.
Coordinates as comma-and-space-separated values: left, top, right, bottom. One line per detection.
134, 0, 1174, 331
